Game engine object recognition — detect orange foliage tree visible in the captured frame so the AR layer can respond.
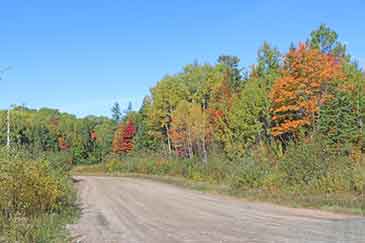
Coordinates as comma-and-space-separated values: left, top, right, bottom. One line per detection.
270, 43, 344, 138
112, 120, 137, 154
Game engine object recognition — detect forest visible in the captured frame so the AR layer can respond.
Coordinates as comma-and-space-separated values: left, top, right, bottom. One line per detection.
1, 24, 365, 241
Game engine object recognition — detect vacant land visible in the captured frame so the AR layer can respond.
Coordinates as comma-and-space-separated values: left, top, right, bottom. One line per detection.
70, 176, 365, 243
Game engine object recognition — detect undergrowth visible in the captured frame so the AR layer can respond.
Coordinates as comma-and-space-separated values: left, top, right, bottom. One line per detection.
99, 140, 365, 215
0, 148, 78, 243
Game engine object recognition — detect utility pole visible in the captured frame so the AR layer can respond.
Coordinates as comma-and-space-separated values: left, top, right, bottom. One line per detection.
1, 66, 12, 151
7, 108, 10, 150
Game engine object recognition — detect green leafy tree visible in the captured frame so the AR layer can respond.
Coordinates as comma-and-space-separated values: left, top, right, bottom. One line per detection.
134, 96, 161, 151
94, 119, 115, 157
219, 80, 265, 159
251, 42, 281, 142
149, 75, 189, 153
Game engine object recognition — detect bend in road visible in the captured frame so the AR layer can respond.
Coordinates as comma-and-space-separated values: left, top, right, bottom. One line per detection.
69, 176, 365, 243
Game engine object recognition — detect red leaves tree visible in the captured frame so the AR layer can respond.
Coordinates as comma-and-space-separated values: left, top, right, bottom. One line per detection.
270, 43, 345, 138
112, 120, 137, 154
90, 130, 97, 141
58, 136, 69, 151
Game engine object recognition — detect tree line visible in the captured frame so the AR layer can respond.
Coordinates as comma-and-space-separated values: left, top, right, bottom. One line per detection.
117, 24, 365, 162
1, 24, 365, 166
0, 106, 115, 164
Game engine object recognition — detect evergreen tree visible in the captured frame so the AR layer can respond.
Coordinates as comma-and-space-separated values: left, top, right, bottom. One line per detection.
307, 24, 347, 58
111, 102, 122, 123
217, 55, 243, 90
319, 91, 358, 153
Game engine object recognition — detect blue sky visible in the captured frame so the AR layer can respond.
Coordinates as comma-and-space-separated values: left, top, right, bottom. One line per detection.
2, 0, 364, 117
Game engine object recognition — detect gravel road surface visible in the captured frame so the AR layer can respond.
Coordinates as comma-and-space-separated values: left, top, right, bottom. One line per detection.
69, 176, 365, 243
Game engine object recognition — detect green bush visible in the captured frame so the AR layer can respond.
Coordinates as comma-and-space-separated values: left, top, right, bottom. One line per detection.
105, 159, 125, 172
0, 158, 74, 217
310, 160, 365, 193
0, 149, 77, 242
278, 141, 331, 187
106, 152, 253, 186
277, 140, 365, 194
41, 151, 73, 171
230, 157, 272, 190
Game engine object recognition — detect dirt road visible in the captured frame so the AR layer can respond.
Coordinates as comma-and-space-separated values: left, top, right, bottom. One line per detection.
69, 176, 364, 243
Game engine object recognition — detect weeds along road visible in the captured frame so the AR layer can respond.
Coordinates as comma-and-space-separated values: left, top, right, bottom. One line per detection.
69, 176, 365, 243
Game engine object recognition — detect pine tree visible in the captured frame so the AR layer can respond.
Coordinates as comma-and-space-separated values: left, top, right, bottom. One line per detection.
111, 102, 122, 123
319, 91, 358, 152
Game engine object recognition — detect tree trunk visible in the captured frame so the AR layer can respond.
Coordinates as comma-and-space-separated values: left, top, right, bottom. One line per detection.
187, 128, 193, 159
201, 107, 208, 165
165, 124, 172, 154
201, 136, 208, 165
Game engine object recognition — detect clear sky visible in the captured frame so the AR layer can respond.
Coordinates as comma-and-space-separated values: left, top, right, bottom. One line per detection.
2, 0, 364, 117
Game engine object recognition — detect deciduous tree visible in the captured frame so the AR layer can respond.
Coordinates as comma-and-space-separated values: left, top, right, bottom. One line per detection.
112, 120, 137, 154
170, 101, 211, 162
270, 43, 344, 139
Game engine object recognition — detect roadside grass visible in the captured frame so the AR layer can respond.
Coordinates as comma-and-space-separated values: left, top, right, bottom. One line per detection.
230, 189, 365, 215
1, 207, 79, 243
72, 164, 365, 216
71, 163, 106, 176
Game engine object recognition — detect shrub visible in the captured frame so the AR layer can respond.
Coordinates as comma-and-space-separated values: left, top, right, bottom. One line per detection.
42, 151, 73, 171
0, 148, 77, 242
227, 157, 271, 190
278, 139, 365, 194
278, 140, 331, 187
105, 159, 125, 173
310, 160, 365, 194
0, 158, 74, 217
